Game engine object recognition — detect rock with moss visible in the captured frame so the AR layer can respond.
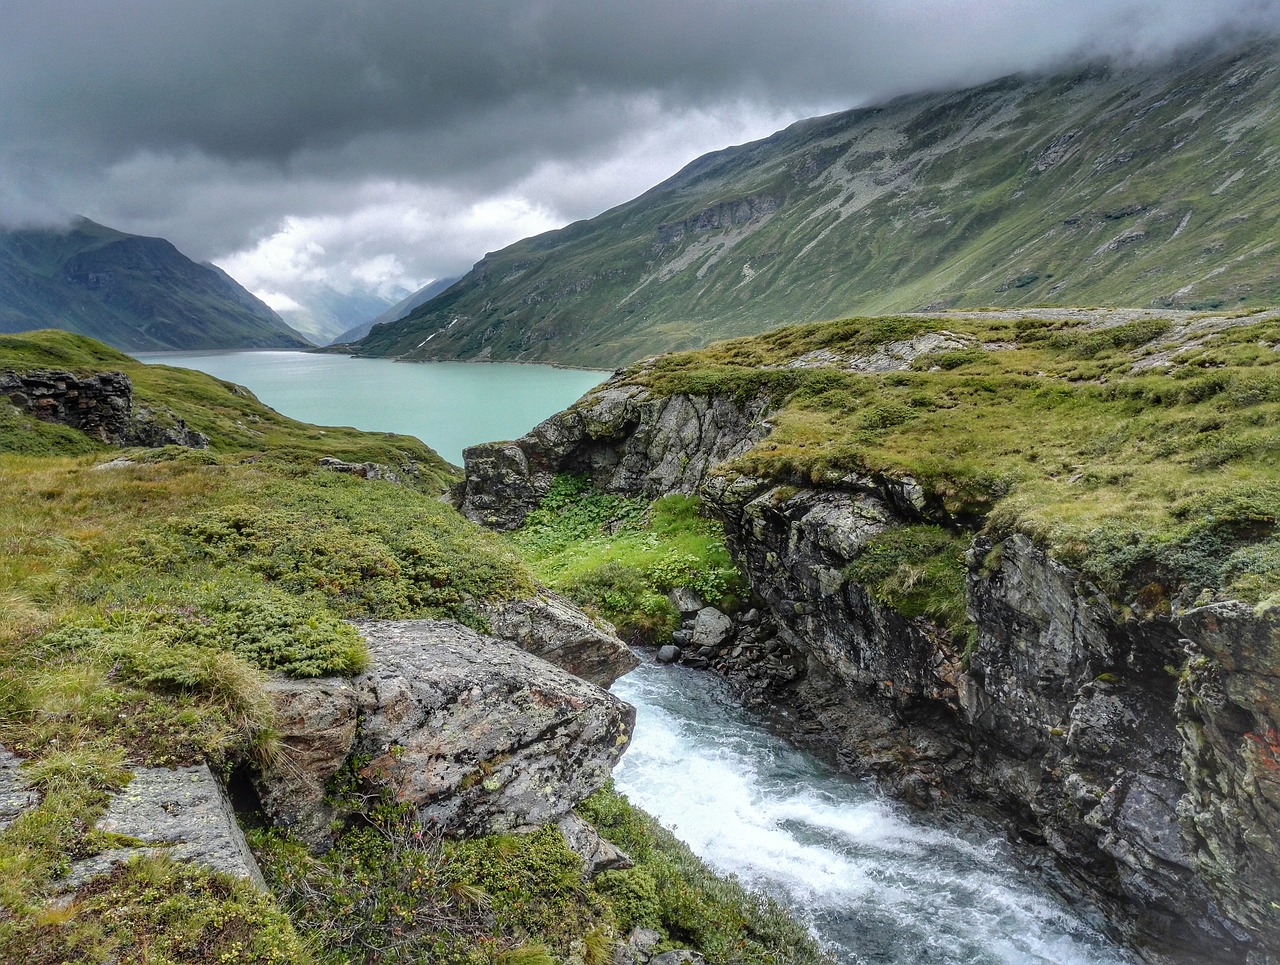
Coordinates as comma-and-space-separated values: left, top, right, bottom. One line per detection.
0, 748, 37, 832
63, 763, 266, 889
0, 369, 132, 443
0, 367, 211, 449
256, 619, 635, 848
456, 380, 774, 529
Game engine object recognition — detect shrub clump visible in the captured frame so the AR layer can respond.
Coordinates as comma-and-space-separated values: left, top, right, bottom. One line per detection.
845, 525, 973, 642
511, 477, 744, 643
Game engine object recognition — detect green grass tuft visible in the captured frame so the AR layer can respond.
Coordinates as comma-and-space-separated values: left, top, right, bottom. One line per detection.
510, 477, 744, 642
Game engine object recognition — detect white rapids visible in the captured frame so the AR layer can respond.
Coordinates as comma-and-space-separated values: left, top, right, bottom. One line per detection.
611, 659, 1135, 965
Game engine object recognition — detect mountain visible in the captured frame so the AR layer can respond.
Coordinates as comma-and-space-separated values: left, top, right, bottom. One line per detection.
331, 275, 460, 346
357, 40, 1280, 368
0, 217, 312, 351
271, 283, 409, 345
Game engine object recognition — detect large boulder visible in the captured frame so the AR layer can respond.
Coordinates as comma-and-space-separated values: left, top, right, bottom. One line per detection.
481, 592, 638, 687
257, 620, 635, 848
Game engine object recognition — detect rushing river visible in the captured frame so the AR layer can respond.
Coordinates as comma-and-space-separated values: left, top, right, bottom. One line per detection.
612, 660, 1134, 965
133, 350, 607, 466
136, 349, 1133, 962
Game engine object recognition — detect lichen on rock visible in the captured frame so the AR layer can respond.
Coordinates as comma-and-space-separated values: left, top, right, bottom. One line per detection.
256, 619, 635, 848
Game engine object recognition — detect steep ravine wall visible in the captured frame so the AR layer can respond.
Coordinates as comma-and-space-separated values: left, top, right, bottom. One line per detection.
456, 378, 1280, 965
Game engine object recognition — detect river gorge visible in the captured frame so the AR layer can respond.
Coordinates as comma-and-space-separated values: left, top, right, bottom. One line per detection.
133, 350, 1148, 964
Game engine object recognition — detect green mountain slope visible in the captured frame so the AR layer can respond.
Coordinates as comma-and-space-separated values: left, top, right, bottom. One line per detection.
358, 41, 1280, 368
0, 218, 312, 351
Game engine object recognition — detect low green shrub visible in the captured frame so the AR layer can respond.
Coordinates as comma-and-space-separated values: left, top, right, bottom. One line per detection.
0, 856, 308, 964
845, 525, 972, 641
512, 480, 744, 642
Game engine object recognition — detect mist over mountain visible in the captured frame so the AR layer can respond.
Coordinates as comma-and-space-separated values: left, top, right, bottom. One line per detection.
270, 283, 409, 345
357, 41, 1280, 368
0, 218, 311, 351
331, 276, 461, 346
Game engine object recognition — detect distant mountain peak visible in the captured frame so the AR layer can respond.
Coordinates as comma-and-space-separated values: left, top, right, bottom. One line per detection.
0, 218, 312, 351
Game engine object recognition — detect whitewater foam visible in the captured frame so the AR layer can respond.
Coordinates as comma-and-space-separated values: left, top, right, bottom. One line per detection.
612, 660, 1133, 965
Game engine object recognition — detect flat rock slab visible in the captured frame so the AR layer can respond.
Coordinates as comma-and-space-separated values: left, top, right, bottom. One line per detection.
0, 747, 37, 833
67, 764, 264, 890
481, 592, 638, 688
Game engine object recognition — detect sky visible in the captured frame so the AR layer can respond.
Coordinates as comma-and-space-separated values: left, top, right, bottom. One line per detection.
2, 1, 1278, 311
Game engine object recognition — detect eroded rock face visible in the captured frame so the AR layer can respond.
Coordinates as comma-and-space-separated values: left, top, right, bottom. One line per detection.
455, 379, 775, 529
257, 620, 634, 848
0, 368, 209, 448
1, 369, 132, 443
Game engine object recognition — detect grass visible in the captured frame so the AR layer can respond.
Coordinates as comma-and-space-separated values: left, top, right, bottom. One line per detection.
509, 475, 745, 643
0, 332, 542, 960
0, 856, 309, 964
0, 449, 541, 958
630, 310, 1280, 609
0, 330, 819, 965
249, 791, 825, 965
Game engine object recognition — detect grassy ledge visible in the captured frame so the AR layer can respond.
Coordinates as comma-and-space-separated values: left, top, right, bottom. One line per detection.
508, 475, 745, 643
630, 310, 1280, 610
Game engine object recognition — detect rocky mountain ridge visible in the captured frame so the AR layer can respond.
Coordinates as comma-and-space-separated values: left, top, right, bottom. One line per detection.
455, 307, 1280, 963
357, 40, 1280, 368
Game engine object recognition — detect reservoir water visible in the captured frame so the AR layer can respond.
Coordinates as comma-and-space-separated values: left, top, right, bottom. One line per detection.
136, 349, 1133, 963
133, 350, 607, 466
612, 660, 1134, 965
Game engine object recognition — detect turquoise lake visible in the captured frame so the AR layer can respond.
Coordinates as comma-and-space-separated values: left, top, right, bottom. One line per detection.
133, 350, 608, 466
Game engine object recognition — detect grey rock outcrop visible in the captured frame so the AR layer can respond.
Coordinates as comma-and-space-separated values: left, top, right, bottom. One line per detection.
317, 456, 420, 483
1, 369, 132, 443
66, 764, 263, 889
0, 748, 37, 833
557, 811, 633, 877
256, 619, 635, 848
612, 927, 663, 965
1, 750, 262, 889
455, 380, 774, 529
480, 592, 638, 687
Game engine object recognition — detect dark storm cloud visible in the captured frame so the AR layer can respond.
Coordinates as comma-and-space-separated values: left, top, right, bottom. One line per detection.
2, 0, 1277, 295
7, 0, 1278, 167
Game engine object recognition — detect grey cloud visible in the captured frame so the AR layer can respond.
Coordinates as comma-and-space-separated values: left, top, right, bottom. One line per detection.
2, 0, 1277, 294
7, 1, 1278, 166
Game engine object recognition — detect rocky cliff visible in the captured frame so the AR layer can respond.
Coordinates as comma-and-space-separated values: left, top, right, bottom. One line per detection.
456, 337, 1280, 964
